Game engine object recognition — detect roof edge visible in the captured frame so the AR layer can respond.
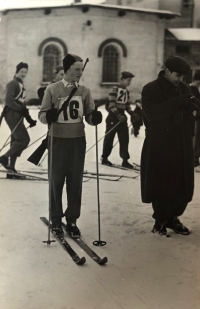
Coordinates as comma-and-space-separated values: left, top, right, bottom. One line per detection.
0, 3, 180, 18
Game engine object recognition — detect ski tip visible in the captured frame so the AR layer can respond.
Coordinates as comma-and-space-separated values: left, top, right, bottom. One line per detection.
98, 256, 108, 265
76, 256, 86, 265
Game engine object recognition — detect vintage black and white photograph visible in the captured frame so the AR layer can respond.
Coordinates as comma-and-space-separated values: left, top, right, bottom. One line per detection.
0, 0, 200, 308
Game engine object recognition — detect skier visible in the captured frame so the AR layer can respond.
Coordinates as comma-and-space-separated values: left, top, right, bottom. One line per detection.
38, 53, 102, 238
101, 71, 139, 169
0, 62, 37, 178
131, 99, 143, 137
141, 56, 200, 236
37, 65, 64, 104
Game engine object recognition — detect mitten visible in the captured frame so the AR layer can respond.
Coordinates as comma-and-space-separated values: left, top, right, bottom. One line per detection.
27, 118, 37, 128
91, 110, 102, 125
117, 114, 127, 123
22, 109, 37, 127
46, 108, 58, 125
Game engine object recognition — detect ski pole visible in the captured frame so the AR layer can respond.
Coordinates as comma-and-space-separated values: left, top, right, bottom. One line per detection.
86, 121, 121, 154
0, 117, 23, 153
38, 152, 48, 166
93, 106, 106, 247
42, 109, 55, 245
112, 123, 133, 150
1, 125, 31, 150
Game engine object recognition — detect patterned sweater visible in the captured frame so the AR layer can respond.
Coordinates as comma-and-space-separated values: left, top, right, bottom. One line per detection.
38, 80, 95, 138
5, 77, 26, 111
108, 85, 133, 117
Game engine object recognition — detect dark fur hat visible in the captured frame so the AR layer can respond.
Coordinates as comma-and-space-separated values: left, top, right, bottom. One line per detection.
16, 62, 28, 73
63, 54, 83, 73
164, 56, 190, 74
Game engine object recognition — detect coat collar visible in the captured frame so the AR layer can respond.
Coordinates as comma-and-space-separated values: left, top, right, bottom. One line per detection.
15, 77, 23, 84
157, 70, 176, 90
157, 70, 186, 96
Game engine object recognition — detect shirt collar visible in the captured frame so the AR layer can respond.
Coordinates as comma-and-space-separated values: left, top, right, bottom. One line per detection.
62, 79, 79, 88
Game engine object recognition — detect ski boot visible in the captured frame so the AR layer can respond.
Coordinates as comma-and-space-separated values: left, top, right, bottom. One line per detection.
101, 157, 113, 166
152, 220, 170, 237
0, 155, 9, 170
51, 219, 64, 237
6, 166, 25, 180
166, 217, 190, 235
66, 223, 81, 238
122, 160, 133, 169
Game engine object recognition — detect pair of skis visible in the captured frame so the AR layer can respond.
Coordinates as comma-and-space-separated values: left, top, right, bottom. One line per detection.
0, 168, 48, 181
40, 217, 107, 266
101, 162, 140, 173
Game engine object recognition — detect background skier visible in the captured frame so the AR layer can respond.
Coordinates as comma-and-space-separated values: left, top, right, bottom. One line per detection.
101, 71, 139, 169
0, 62, 37, 178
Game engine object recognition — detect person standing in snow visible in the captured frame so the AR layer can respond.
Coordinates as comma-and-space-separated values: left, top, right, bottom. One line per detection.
0, 62, 37, 177
37, 65, 64, 104
101, 71, 139, 169
38, 53, 102, 238
141, 56, 200, 236
131, 99, 143, 137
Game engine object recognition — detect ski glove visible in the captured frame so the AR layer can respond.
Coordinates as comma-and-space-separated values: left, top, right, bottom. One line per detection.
20, 108, 37, 127
25, 114, 37, 128
117, 114, 127, 123
46, 108, 58, 125
91, 110, 102, 125
171, 94, 194, 111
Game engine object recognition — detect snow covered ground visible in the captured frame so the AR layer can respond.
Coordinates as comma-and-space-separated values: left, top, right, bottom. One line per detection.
0, 105, 200, 309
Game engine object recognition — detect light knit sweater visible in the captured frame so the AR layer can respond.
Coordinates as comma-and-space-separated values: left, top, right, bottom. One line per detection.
38, 80, 95, 138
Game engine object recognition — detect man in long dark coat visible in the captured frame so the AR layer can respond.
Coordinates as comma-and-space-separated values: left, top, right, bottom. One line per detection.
141, 56, 199, 236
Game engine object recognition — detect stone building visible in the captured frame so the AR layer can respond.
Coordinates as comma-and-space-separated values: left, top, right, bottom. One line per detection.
160, 0, 200, 82
0, 1, 178, 103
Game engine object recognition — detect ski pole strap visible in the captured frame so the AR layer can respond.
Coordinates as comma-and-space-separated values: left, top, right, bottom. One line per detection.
57, 57, 89, 117
57, 86, 78, 117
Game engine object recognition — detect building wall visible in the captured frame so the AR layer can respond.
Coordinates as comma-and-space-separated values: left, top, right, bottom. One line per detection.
159, 0, 181, 14
0, 6, 165, 103
106, 0, 159, 10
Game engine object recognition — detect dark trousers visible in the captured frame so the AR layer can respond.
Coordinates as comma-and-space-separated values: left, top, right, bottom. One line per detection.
152, 199, 188, 223
194, 120, 200, 166
4, 111, 30, 158
102, 118, 130, 160
49, 137, 86, 223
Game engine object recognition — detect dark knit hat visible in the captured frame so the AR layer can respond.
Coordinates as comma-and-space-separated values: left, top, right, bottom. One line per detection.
121, 71, 135, 79
164, 56, 190, 74
16, 62, 28, 73
63, 54, 83, 73
55, 65, 63, 74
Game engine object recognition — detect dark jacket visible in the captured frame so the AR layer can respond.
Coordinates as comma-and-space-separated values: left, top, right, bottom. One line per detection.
141, 70, 195, 203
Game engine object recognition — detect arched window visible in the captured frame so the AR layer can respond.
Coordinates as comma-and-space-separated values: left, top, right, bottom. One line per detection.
98, 39, 127, 84
102, 45, 119, 82
38, 38, 67, 83
43, 44, 62, 82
